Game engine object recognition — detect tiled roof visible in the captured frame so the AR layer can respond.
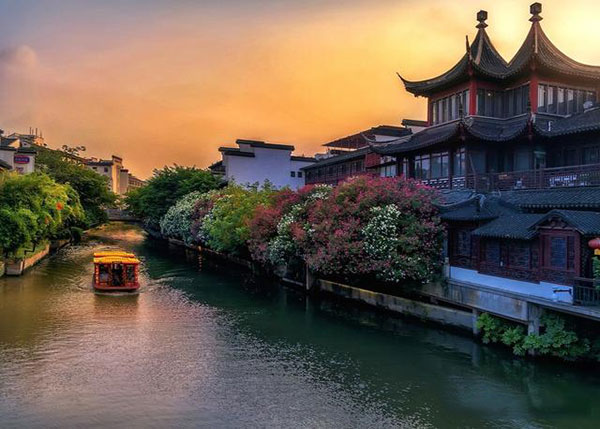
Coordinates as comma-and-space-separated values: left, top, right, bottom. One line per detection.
464, 115, 529, 141
506, 18, 600, 82
439, 195, 518, 222
218, 147, 255, 158
16, 147, 37, 154
236, 139, 294, 151
503, 187, 600, 210
472, 213, 544, 240
373, 121, 460, 155
290, 155, 316, 162
401, 7, 600, 97
535, 107, 600, 137
372, 115, 530, 155
533, 210, 600, 236
400, 26, 508, 96
301, 147, 369, 170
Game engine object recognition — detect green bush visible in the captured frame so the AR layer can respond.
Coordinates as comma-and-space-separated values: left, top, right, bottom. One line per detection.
201, 184, 276, 255
0, 172, 84, 256
476, 312, 590, 360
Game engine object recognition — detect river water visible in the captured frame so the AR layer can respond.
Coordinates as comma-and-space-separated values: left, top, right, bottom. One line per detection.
0, 223, 599, 428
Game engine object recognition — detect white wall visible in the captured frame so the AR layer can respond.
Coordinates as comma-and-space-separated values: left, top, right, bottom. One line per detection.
0, 149, 14, 168
0, 149, 36, 174
224, 147, 314, 189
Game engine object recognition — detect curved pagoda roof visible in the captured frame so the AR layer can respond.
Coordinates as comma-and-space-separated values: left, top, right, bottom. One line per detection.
400, 3, 600, 97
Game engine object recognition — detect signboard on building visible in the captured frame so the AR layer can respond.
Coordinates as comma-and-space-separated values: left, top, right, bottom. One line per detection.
14, 155, 30, 164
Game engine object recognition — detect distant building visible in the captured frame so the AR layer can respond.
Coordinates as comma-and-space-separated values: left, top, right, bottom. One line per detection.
0, 131, 37, 174
86, 156, 145, 195
217, 139, 315, 189
302, 125, 413, 185
127, 174, 145, 190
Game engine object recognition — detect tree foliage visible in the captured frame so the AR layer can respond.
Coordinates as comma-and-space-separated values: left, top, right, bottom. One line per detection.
159, 191, 204, 245
36, 147, 116, 227
0, 172, 84, 255
125, 165, 220, 229
200, 184, 277, 255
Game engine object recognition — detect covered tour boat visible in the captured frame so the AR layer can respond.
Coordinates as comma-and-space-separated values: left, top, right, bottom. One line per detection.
92, 251, 141, 293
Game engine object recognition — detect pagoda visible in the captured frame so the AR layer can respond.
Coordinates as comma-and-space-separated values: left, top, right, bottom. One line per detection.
368, 3, 600, 302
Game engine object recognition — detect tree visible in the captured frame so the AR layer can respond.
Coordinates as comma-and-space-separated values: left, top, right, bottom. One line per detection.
201, 184, 277, 255
36, 147, 116, 227
0, 172, 84, 256
124, 165, 220, 229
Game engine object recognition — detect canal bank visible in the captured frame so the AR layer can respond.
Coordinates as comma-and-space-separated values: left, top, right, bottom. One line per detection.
2, 222, 600, 428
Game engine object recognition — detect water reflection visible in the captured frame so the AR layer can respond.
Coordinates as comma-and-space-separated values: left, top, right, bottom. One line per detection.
0, 223, 599, 428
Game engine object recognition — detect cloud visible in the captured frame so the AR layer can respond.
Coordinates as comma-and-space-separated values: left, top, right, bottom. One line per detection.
0, 45, 38, 70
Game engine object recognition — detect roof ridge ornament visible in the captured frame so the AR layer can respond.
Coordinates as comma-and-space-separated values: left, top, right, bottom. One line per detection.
476, 10, 488, 29
529, 2, 542, 22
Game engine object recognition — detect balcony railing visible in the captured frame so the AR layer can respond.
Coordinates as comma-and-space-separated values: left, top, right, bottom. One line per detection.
419, 163, 600, 192
573, 277, 600, 306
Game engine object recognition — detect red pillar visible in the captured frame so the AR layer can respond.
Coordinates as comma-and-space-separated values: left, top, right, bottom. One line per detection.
469, 80, 477, 115
427, 99, 432, 126
529, 73, 539, 113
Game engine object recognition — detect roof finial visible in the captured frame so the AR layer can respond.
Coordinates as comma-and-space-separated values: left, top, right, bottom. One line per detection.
530, 2, 542, 22
476, 10, 488, 29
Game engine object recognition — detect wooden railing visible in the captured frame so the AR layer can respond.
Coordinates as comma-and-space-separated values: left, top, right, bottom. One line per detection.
419, 163, 600, 192
471, 163, 600, 192
573, 277, 600, 306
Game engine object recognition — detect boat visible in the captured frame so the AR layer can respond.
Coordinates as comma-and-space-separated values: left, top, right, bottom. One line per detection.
92, 251, 141, 293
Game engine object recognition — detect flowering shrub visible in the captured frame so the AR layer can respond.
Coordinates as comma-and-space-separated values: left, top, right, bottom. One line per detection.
201, 184, 277, 255
298, 175, 443, 284
159, 191, 203, 244
247, 185, 332, 265
190, 190, 223, 245
363, 204, 441, 282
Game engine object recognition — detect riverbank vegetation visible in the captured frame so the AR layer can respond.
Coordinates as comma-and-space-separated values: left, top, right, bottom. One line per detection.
125, 165, 221, 230
142, 175, 444, 287
476, 312, 600, 361
0, 172, 84, 257
36, 148, 117, 227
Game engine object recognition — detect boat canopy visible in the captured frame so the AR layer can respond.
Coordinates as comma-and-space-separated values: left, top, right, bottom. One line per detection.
93, 255, 140, 264
93, 251, 136, 258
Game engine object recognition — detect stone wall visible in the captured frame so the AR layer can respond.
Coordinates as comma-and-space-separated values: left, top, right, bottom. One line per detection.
318, 279, 474, 331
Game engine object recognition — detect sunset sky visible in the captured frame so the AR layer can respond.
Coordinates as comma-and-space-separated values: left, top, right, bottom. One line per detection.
2, 0, 600, 178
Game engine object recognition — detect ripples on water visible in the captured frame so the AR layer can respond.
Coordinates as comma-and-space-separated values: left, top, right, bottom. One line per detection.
0, 223, 599, 428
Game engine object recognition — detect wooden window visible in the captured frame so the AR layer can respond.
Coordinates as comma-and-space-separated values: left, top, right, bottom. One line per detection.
557, 87, 566, 115
456, 229, 472, 257
414, 155, 430, 179
567, 89, 575, 113
538, 84, 547, 112
541, 232, 578, 273
453, 147, 466, 177
547, 86, 557, 114
508, 241, 531, 268
483, 240, 501, 265
583, 146, 600, 164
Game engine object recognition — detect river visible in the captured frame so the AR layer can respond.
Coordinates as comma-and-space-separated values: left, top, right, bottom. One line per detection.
0, 223, 599, 428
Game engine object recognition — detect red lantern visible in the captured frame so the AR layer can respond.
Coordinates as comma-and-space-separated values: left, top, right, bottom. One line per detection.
589, 238, 600, 249
589, 238, 600, 256
56, 202, 64, 211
